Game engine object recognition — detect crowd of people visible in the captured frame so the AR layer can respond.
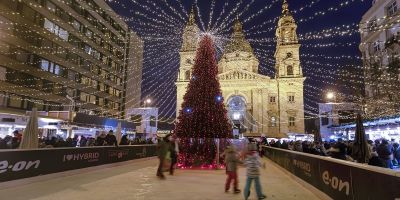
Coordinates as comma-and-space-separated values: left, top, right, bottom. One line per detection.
0, 130, 22, 149
0, 130, 155, 149
265, 138, 400, 169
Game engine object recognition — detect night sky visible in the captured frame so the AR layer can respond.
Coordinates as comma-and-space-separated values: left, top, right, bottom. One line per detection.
108, 0, 371, 126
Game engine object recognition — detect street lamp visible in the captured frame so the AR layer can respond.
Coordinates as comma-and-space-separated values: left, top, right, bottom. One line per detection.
326, 92, 335, 102
144, 98, 152, 107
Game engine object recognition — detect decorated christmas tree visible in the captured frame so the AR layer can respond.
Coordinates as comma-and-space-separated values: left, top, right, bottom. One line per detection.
174, 35, 232, 168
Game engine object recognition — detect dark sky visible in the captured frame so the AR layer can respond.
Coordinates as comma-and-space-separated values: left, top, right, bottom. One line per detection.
108, 0, 371, 121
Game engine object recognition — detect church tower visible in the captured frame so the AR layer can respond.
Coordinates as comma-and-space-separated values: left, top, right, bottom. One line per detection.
176, 7, 200, 116
275, 0, 305, 135
275, 0, 302, 78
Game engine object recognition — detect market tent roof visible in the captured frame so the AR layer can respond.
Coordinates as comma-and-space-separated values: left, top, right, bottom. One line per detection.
72, 113, 136, 130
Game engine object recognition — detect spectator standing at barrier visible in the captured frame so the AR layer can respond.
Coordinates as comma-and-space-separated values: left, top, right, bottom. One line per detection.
394, 143, 400, 165
243, 144, 266, 200
120, 135, 130, 145
330, 138, 347, 160
368, 150, 385, 167
288, 141, 294, 150
224, 145, 242, 194
280, 141, 289, 149
79, 136, 88, 147
156, 134, 170, 179
11, 130, 21, 149
95, 132, 107, 146
105, 130, 118, 146
86, 137, 95, 146
377, 140, 394, 169
294, 141, 302, 152
0, 137, 6, 149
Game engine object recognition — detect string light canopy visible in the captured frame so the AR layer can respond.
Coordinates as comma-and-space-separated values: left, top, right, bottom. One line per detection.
1, 0, 377, 127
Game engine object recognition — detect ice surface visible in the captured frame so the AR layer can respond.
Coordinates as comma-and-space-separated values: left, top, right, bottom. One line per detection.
0, 158, 321, 200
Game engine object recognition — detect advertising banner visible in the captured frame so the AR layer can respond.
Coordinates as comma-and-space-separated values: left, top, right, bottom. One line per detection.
264, 147, 400, 200
0, 145, 157, 183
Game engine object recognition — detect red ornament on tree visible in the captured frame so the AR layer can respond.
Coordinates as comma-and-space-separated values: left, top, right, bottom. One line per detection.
174, 35, 232, 168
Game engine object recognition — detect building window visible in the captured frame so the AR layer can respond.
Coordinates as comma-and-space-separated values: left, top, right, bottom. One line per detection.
270, 116, 277, 127
287, 65, 294, 75
269, 96, 276, 103
387, 1, 398, 16
98, 97, 104, 106
40, 59, 63, 76
150, 116, 156, 127
373, 41, 381, 52
185, 70, 191, 80
85, 29, 93, 38
367, 18, 377, 31
44, 18, 69, 41
289, 117, 295, 127
84, 45, 101, 60
80, 92, 87, 102
288, 94, 295, 102
72, 20, 81, 31
321, 117, 329, 126
89, 95, 96, 104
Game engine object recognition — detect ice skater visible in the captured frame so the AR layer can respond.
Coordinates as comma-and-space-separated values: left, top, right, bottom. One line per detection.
224, 145, 242, 194
156, 134, 170, 179
244, 143, 266, 200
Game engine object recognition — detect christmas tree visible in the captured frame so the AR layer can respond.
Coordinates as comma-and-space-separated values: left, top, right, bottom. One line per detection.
175, 35, 232, 168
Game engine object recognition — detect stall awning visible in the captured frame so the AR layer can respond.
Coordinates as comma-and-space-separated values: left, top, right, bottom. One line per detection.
72, 113, 136, 130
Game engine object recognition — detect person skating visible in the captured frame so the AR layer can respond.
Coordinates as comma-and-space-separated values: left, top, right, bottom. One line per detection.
156, 134, 170, 179
169, 137, 179, 175
244, 144, 266, 200
224, 145, 242, 194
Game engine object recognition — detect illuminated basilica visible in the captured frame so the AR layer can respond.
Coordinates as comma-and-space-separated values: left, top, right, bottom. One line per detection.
176, 1, 305, 137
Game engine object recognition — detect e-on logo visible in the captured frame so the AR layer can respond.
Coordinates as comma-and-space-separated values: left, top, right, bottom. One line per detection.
322, 170, 350, 196
0, 160, 40, 174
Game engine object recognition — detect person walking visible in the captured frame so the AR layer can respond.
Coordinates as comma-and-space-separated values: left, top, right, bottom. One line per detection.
244, 143, 266, 200
225, 145, 242, 194
156, 134, 170, 179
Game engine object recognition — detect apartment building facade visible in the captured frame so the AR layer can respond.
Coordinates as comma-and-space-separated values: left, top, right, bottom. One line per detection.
359, 0, 400, 117
0, 0, 143, 119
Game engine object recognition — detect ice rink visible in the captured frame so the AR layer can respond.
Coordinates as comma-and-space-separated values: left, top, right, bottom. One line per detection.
0, 158, 323, 200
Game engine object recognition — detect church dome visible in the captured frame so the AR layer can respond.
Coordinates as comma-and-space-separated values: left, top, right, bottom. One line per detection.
224, 18, 254, 54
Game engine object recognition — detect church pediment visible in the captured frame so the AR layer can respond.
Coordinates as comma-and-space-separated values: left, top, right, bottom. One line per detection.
218, 69, 270, 81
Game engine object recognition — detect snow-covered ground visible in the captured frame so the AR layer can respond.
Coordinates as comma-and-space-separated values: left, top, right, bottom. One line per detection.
0, 158, 322, 200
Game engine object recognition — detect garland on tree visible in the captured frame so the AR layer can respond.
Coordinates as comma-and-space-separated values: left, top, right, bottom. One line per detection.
174, 35, 232, 168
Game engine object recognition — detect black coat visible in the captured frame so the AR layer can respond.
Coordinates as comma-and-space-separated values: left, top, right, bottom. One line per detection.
105, 134, 118, 146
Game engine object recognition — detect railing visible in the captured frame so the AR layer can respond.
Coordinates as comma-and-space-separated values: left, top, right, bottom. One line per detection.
263, 146, 400, 200
0, 145, 157, 183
